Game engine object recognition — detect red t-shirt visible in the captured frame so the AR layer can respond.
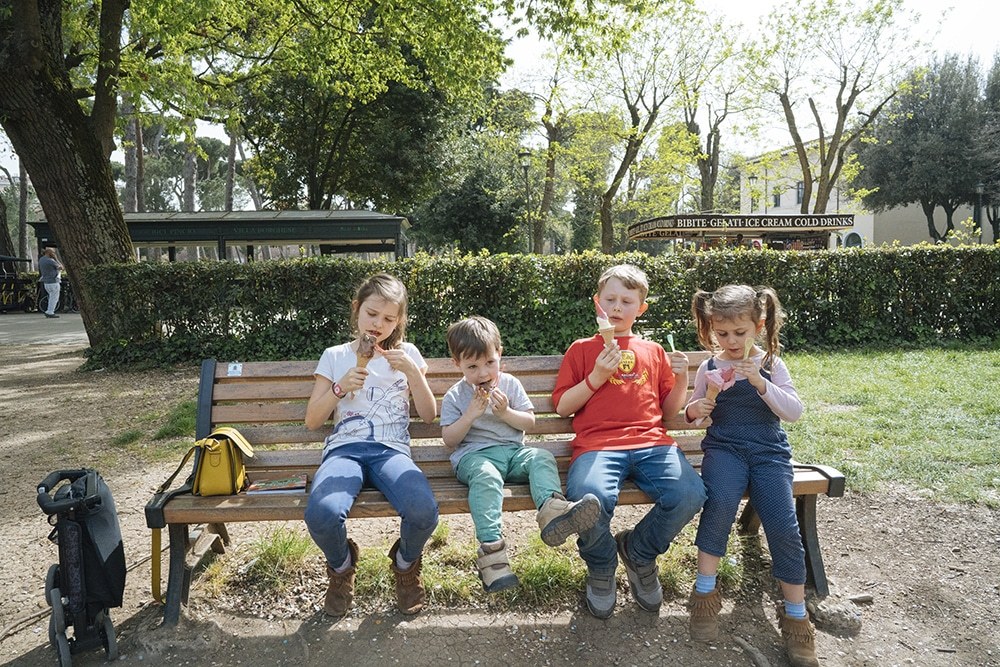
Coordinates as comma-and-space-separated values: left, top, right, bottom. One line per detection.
552, 335, 676, 461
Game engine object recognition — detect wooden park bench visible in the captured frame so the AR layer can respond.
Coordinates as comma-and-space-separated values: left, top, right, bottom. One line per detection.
146, 352, 845, 626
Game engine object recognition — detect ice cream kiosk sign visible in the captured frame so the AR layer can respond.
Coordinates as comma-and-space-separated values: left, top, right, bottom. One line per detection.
628, 214, 854, 249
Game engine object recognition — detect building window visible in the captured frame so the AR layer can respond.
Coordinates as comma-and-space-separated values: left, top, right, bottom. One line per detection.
772, 191, 781, 208
796, 181, 804, 205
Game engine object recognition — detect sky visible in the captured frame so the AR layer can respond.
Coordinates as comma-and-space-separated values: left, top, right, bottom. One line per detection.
3, 0, 999, 174
503, 0, 1000, 87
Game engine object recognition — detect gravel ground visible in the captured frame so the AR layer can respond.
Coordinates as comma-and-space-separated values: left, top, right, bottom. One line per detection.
1, 345, 998, 666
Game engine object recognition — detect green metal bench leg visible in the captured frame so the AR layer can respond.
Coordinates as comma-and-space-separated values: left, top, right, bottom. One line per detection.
797, 495, 830, 597
163, 524, 190, 627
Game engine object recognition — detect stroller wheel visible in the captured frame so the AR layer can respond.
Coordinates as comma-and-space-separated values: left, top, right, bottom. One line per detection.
98, 610, 118, 661
48, 587, 66, 635
45, 564, 59, 601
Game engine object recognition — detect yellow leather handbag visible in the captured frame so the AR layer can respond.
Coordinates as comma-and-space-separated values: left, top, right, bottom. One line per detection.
190, 427, 255, 496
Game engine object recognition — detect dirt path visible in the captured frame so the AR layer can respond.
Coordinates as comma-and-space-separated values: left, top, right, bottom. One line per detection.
1, 345, 998, 666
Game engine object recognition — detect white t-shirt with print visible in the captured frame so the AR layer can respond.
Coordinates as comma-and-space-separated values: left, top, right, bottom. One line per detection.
314, 341, 427, 455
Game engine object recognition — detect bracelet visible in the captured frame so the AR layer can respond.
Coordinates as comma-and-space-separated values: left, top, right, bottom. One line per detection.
584, 375, 599, 393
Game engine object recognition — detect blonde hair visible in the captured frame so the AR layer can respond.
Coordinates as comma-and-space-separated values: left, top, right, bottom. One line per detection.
350, 273, 408, 349
691, 284, 785, 368
597, 264, 649, 301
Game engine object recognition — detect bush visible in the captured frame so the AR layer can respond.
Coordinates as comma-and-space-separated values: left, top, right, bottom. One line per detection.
83, 246, 1000, 368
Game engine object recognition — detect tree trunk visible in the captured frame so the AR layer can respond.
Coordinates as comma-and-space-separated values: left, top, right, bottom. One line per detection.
919, 199, 940, 242
226, 133, 237, 212
0, 15, 134, 347
183, 120, 197, 213
0, 196, 13, 257
122, 98, 138, 213
18, 161, 28, 259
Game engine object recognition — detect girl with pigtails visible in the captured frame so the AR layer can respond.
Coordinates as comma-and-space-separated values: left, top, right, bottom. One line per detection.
683, 285, 820, 667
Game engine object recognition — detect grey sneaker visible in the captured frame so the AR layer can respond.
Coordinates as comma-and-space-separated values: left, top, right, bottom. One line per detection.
537, 492, 601, 547
615, 529, 662, 612
585, 569, 617, 619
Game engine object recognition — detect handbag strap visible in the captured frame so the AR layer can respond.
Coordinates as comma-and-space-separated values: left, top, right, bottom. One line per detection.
153, 445, 199, 495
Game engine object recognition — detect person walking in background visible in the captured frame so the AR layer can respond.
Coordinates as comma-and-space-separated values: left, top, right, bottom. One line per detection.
441, 316, 600, 593
39, 247, 62, 318
552, 264, 706, 619
684, 284, 818, 667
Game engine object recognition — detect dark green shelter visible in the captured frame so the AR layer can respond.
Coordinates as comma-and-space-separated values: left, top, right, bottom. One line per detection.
30, 210, 410, 260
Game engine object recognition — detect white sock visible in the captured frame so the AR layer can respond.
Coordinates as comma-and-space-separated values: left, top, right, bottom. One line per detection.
395, 551, 412, 570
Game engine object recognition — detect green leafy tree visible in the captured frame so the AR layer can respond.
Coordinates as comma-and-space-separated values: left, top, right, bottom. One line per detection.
410, 88, 535, 252
853, 56, 986, 242
755, 0, 922, 214
570, 0, 694, 252
239, 74, 461, 212
979, 55, 1000, 243
676, 8, 753, 213
0, 0, 534, 346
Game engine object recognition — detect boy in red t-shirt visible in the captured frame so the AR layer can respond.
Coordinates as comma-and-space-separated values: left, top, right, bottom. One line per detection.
553, 264, 706, 619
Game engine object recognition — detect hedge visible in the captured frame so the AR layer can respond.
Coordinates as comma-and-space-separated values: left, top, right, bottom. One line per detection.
83, 246, 1000, 368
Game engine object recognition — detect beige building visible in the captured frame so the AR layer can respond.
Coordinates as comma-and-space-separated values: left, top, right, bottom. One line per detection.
742, 148, 997, 247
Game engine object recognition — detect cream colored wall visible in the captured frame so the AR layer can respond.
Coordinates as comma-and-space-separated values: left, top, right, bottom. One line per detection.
871, 203, 997, 245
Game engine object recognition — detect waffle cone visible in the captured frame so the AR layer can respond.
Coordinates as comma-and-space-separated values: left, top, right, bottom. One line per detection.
706, 385, 720, 401
356, 355, 372, 369
600, 326, 615, 347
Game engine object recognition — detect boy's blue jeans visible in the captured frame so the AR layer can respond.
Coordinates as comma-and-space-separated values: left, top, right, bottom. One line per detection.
455, 444, 562, 543
305, 442, 439, 567
566, 445, 706, 575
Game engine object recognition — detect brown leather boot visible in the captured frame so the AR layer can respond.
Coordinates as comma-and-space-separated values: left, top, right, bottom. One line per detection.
323, 539, 359, 617
777, 604, 820, 667
388, 539, 426, 615
688, 585, 722, 642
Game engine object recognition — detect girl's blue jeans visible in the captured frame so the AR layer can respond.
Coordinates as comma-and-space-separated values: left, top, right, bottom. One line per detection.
566, 445, 706, 575
304, 441, 439, 567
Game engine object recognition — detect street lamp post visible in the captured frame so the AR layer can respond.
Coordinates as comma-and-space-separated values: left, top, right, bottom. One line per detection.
763, 167, 769, 214
974, 182, 984, 242
518, 149, 532, 253
748, 175, 758, 213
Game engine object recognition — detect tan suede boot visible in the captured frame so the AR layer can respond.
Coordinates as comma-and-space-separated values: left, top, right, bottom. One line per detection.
323, 539, 359, 617
388, 539, 426, 615
777, 604, 820, 667
688, 585, 722, 642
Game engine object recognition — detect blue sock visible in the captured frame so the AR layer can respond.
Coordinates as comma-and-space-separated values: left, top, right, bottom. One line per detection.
695, 572, 717, 594
784, 600, 807, 619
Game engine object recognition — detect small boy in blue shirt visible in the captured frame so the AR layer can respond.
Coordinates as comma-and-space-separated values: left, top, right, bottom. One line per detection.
441, 316, 600, 592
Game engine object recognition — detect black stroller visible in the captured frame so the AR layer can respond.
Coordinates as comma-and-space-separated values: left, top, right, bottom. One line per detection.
37, 469, 126, 665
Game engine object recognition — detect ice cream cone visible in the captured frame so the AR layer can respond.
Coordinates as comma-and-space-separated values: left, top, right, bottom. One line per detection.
600, 326, 615, 347
743, 337, 755, 360
706, 384, 720, 401
356, 333, 376, 368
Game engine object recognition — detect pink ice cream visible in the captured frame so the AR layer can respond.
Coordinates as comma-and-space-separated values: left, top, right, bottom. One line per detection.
704, 367, 736, 400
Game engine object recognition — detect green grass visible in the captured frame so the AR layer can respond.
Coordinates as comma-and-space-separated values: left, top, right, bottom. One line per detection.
785, 347, 1000, 507
243, 527, 320, 593
153, 400, 197, 440
110, 428, 144, 447
108, 398, 197, 462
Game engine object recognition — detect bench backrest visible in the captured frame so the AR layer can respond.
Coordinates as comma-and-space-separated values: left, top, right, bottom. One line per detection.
197, 351, 714, 481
